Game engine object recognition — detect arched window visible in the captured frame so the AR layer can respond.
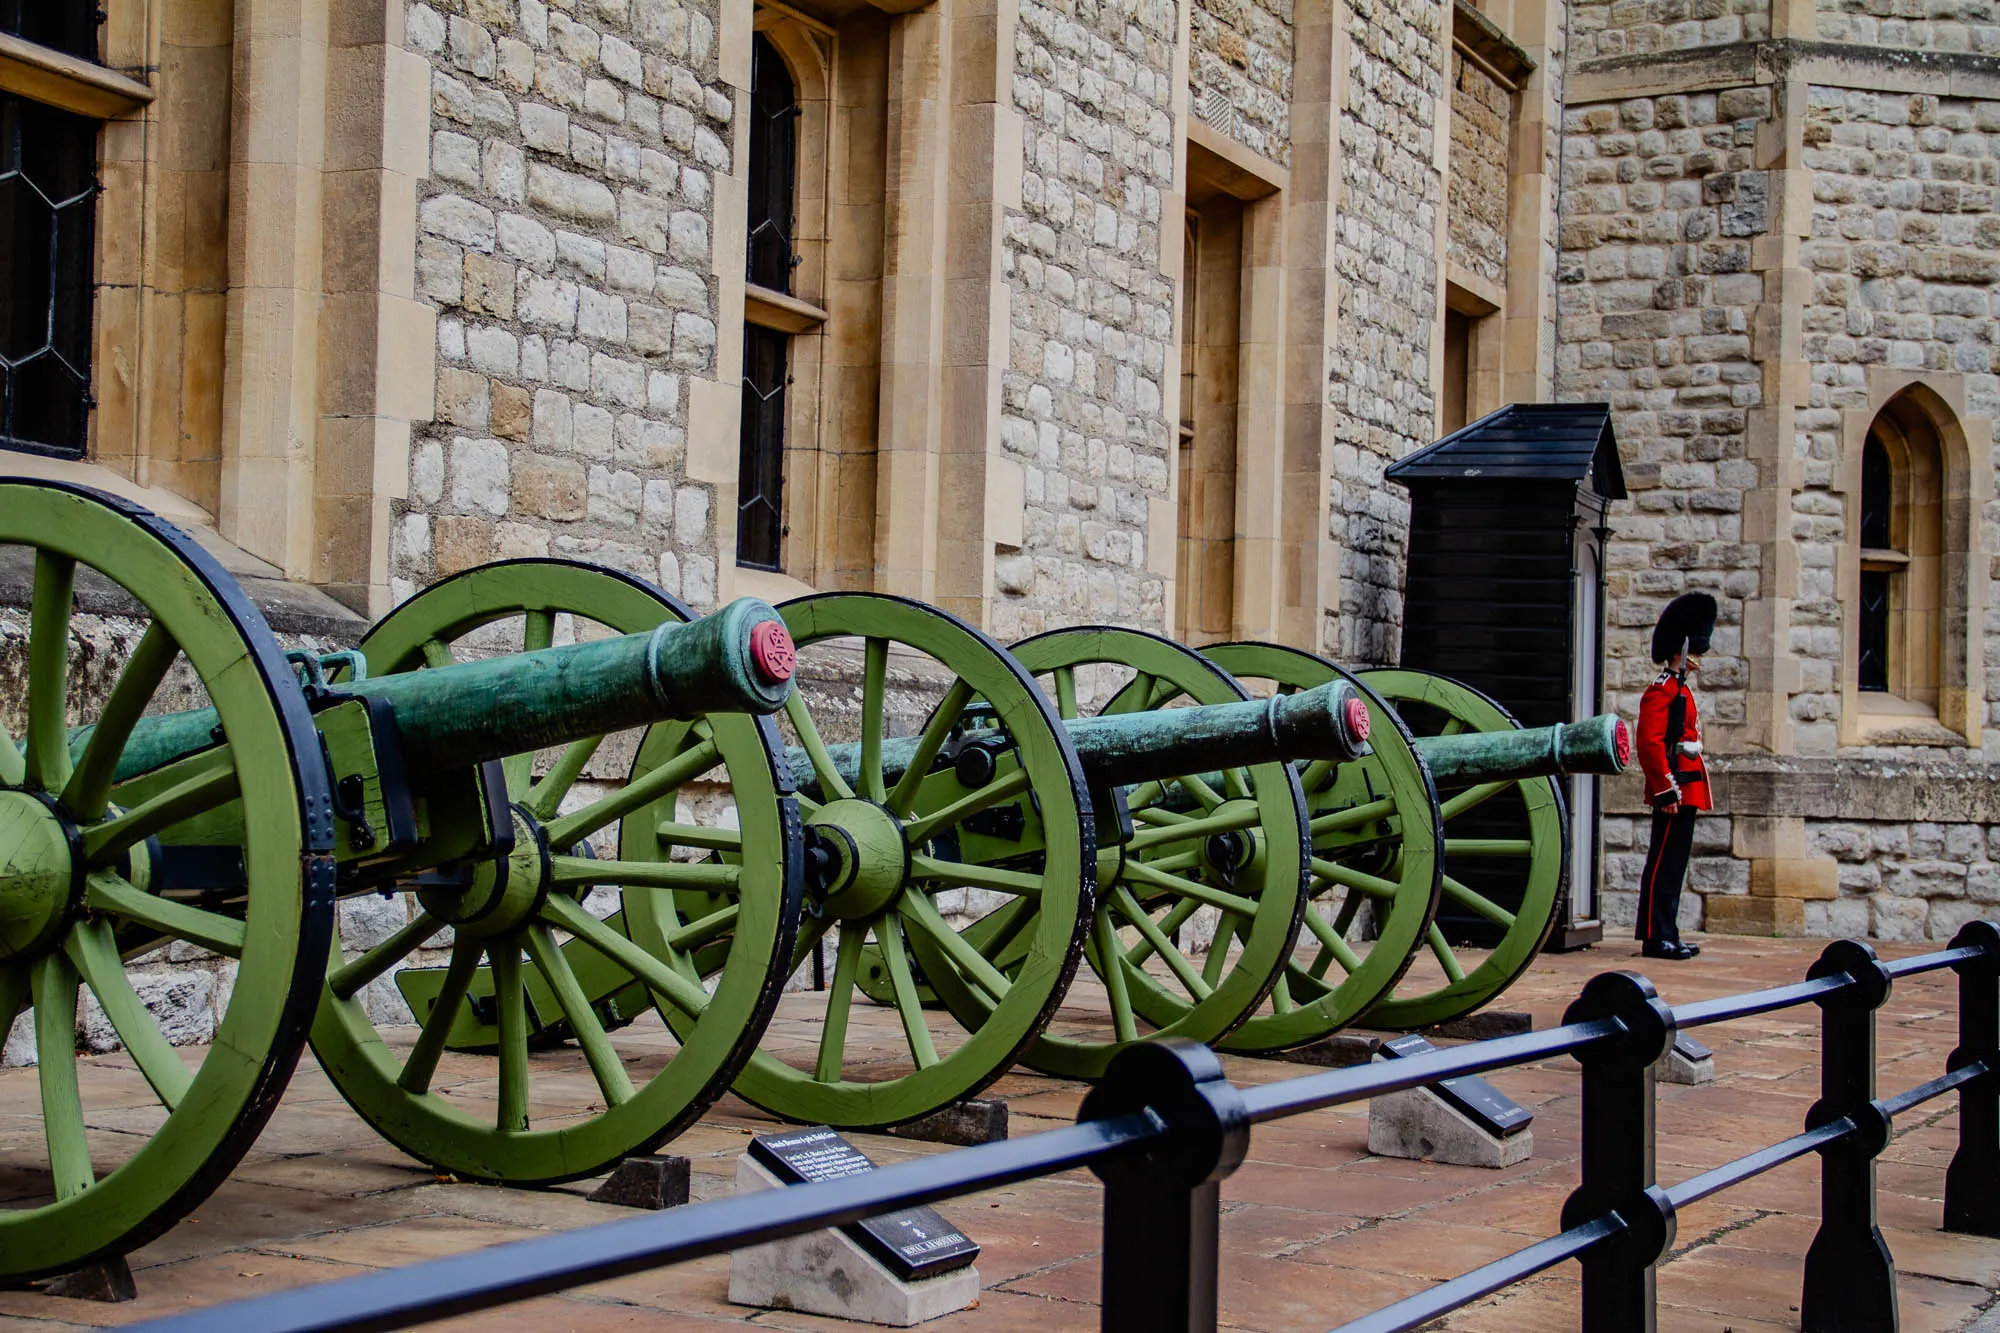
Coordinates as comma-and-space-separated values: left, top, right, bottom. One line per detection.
737, 33, 799, 572
1854, 395, 1943, 710
0, 0, 101, 458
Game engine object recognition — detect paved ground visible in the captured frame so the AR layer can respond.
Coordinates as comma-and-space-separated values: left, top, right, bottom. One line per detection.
3, 932, 1998, 1331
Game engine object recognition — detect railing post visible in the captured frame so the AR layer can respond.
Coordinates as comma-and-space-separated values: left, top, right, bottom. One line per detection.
1560, 971, 1677, 1333
1080, 1038, 1250, 1333
1800, 938, 1897, 1333
1944, 920, 2000, 1236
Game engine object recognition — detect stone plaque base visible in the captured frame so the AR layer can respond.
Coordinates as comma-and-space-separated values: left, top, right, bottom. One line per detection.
1660, 1033, 1715, 1086
727, 1157, 980, 1326
1368, 1087, 1533, 1169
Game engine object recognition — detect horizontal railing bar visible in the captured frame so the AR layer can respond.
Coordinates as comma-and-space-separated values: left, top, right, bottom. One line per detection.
1673, 974, 1852, 1029
1240, 1019, 1623, 1123
1882, 945, 1984, 980
133, 1113, 1163, 1333
1663, 1119, 1853, 1210
1326, 1213, 1627, 1333
1879, 1061, 1987, 1119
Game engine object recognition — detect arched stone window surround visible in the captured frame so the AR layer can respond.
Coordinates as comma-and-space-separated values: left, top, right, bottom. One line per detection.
1836, 373, 1991, 747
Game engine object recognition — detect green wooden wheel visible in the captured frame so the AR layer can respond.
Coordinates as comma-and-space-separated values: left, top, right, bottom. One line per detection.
0, 480, 333, 1280
308, 560, 800, 1184
1199, 643, 1444, 1051
990, 629, 1308, 1078
728, 593, 1094, 1128
1353, 668, 1568, 1030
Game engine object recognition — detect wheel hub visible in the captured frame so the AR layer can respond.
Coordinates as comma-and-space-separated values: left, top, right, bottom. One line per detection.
418, 806, 550, 937
806, 799, 908, 921
1199, 799, 1262, 886
0, 791, 81, 962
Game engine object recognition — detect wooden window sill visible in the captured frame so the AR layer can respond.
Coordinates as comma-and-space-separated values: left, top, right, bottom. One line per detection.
0, 33, 152, 118
745, 284, 829, 334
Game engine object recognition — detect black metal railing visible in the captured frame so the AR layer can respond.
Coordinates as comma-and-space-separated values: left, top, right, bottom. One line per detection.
135, 922, 2000, 1333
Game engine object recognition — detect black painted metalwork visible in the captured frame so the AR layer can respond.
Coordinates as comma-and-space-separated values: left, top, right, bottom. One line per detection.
129, 933, 2000, 1333
0, 0, 101, 62
737, 323, 787, 570
0, 93, 98, 458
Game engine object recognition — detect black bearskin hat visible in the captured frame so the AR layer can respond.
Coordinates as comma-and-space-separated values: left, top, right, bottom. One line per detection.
1651, 592, 1718, 663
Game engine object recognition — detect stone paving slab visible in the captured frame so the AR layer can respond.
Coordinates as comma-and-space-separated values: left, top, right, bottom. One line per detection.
1, 934, 1996, 1331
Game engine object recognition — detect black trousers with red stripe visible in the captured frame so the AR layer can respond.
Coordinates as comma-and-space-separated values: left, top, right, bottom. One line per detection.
1637, 806, 1699, 944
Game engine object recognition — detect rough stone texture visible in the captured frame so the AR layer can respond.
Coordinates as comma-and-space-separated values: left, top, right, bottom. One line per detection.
1191, 0, 1294, 165
1569, 0, 1771, 60
996, 0, 1178, 641
1814, 0, 2000, 53
1448, 50, 1511, 289
1327, 0, 1445, 664
1557, 89, 1768, 730
1367, 1084, 1535, 1168
400, 0, 725, 610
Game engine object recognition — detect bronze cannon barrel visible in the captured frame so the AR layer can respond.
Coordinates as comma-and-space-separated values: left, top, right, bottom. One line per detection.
81, 597, 797, 782
1412, 713, 1630, 786
789, 678, 1373, 793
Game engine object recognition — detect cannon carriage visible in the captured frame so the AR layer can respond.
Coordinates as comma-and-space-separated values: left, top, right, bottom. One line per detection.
0, 479, 1627, 1282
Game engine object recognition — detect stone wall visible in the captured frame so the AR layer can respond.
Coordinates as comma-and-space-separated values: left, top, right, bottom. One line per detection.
1327, 0, 1445, 665
395, 0, 731, 611
1448, 49, 1511, 289
1190, 0, 1295, 165
1567, 0, 1770, 61
1814, 0, 2000, 52
994, 0, 1178, 641
1556, 87, 1771, 727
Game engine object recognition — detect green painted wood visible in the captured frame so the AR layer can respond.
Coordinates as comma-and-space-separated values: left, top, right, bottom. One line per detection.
0, 480, 320, 1284
1199, 643, 1446, 1053
724, 593, 1093, 1129
308, 559, 798, 1187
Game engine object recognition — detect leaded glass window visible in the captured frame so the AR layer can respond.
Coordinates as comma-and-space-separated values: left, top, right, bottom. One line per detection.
1, 93, 98, 458
738, 326, 787, 571
737, 32, 798, 571
0, 0, 101, 62
746, 33, 797, 294
1858, 433, 1893, 692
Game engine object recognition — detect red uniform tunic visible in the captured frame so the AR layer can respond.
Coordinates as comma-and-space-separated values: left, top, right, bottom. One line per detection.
1636, 670, 1711, 810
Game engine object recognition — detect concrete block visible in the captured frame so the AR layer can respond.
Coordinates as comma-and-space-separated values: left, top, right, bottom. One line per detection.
728, 1157, 980, 1326
1660, 1045, 1715, 1086
588, 1154, 690, 1209
1368, 1087, 1534, 1170
884, 1100, 1008, 1147
1270, 1033, 1382, 1068
40, 1258, 137, 1302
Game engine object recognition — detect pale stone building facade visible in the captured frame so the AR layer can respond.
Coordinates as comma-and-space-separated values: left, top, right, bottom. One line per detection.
3, 0, 1999, 952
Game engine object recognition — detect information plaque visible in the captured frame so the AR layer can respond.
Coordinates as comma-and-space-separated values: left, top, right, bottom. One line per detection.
1379, 1033, 1535, 1137
747, 1127, 981, 1281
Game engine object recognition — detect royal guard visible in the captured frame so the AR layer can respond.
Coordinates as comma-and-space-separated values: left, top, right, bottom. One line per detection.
1634, 592, 1717, 961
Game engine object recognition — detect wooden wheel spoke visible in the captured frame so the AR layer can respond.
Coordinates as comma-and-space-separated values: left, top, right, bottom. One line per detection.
550, 855, 740, 893
1426, 924, 1468, 983
491, 946, 530, 1133
522, 735, 605, 822
1441, 874, 1517, 927
85, 871, 245, 957
886, 679, 975, 817
1200, 912, 1242, 988
902, 769, 1032, 846
899, 892, 1012, 1002
858, 637, 890, 803
1309, 857, 1400, 900
1222, 767, 1251, 801
1120, 894, 1202, 970
66, 919, 193, 1111
32, 952, 93, 1200
650, 821, 744, 855
524, 924, 634, 1108
875, 913, 938, 1069
786, 693, 855, 802
1439, 780, 1510, 822
1127, 803, 1260, 854
399, 937, 482, 1095
1308, 796, 1396, 838
542, 894, 711, 1019
789, 913, 833, 975
1301, 902, 1364, 977
541, 736, 719, 848
81, 755, 241, 865
498, 615, 559, 798
1298, 758, 1340, 795
1121, 860, 1258, 918
1444, 838, 1533, 858
25, 550, 78, 794
1109, 887, 1211, 1000
1052, 666, 1079, 721
0, 726, 23, 787
420, 638, 455, 669
815, 926, 865, 1083
1270, 970, 1297, 1014
330, 912, 441, 1001
1094, 908, 1139, 1043
908, 854, 1044, 897
667, 902, 741, 952
1176, 772, 1226, 812
1101, 672, 1157, 716
61, 622, 179, 820
1440, 718, 1467, 736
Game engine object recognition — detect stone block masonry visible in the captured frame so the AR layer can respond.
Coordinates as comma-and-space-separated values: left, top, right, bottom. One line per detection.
1814, 0, 2000, 54
995, 0, 1179, 643
1192, 0, 1295, 166
399, 0, 731, 611
1448, 50, 1511, 291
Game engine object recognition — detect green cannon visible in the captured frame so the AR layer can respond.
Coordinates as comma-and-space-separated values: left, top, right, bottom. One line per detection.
0, 480, 804, 1282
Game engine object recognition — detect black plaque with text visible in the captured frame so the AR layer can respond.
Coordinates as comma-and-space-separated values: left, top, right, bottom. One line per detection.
1380, 1034, 1534, 1137
748, 1127, 981, 1281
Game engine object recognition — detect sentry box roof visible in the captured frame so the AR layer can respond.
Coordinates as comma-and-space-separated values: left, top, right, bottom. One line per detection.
1385, 403, 1626, 501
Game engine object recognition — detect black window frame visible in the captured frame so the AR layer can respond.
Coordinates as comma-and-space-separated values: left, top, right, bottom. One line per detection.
737, 32, 799, 573
0, 92, 100, 459
1857, 432, 1894, 693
